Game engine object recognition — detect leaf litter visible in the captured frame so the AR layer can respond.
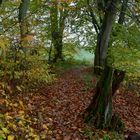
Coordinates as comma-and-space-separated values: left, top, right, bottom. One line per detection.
0, 67, 140, 139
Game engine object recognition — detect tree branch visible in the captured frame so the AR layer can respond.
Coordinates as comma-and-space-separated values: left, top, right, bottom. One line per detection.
86, 0, 100, 34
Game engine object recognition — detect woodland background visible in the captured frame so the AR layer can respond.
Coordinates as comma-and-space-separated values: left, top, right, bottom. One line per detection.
0, 0, 140, 139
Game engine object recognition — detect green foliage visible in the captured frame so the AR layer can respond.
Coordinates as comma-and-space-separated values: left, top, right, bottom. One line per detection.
108, 46, 140, 78
72, 59, 91, 66
108, 131, 124, 140
111, 24, 140, 50
0, 41, 56, 92
54, 59, 91, 73
84, 127, 94, 140
108, 24, 140, 80
25, 55, 55, 83
63, 42, 78, 59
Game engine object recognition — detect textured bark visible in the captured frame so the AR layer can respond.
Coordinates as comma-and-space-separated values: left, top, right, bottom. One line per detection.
50, 1, 66, 62
18, 0, 30, 40
17, 0, 30, 88
84, 0, 129, 130
84, 67, 125, 129
118, 0, 129, 24
94, 0, 118, 75
86, 0, 100, 34
84, 0, 122, 129
48, 43, 53, 62
85, 66, 114, 128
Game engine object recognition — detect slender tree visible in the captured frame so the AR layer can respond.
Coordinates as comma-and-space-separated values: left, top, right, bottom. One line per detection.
18, 0, 30, 85
118, 0, 129, 24
0, 0, 2, 5
93, 0, 119, 74
18, 0, 30, 41
50, 0, 67, 62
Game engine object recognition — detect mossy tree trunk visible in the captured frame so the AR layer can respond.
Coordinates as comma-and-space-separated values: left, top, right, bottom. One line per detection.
50, 1, 67, 62
84, 0, 124, 129
84, 66, 125, 129
85, 65, 114, 128
18, 0, 30, 41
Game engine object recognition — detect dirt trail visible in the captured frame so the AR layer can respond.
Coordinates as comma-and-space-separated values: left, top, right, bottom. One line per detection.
16, 67, 140, 139
23, 67, 94, 139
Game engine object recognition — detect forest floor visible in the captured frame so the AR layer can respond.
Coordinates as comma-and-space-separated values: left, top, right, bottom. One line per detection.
0, 65, 140, 139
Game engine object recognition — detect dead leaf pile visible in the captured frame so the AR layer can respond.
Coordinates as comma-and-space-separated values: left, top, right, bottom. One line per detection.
0, 67, 140, 139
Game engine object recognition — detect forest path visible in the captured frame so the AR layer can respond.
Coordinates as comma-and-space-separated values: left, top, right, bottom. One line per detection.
22, 67, 95, 139
17, 66, 140, 139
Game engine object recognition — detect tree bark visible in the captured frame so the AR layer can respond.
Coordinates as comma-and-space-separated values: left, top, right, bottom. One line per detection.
84, 0, 120, 129
86, 0, 100, 34
50, 1, 66, 62
84, 0, 129, 130
94, 0, 118, 75
18, 0, 30, 41
118, 0, 129, 24
85, 65, 114, 128
48, 43, 53, 62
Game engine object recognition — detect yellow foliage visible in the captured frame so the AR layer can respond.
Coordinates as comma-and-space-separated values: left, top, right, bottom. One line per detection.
0, 37, 9, 49
7, 135, 15, 140
0, 39, 5, 49
19, 100, 24, 110
2, 127, 10, 134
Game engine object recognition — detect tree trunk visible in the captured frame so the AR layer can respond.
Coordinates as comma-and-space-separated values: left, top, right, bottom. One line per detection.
86, 0, 100, 34
48, 43, 53, 62
18, 0, 30, 42
18, 0, 30, 89
84, 0, 128, 129
50, 1, 66, 62
118, 0, 129, 24
84, 66, 125, 129
94, 0, 118, 75
0, 0, 2, 5
52, 32, 63, 62
85, 65, 114, 128
84, 0, 121, 129
84, 0, 129, 129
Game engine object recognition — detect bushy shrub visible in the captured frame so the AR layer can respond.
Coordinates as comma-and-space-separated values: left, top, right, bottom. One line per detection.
0, 41, 55, 93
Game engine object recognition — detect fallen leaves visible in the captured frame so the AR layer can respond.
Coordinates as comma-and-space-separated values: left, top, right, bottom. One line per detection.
0, 67, 139, 139
113, 90, 140, 134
